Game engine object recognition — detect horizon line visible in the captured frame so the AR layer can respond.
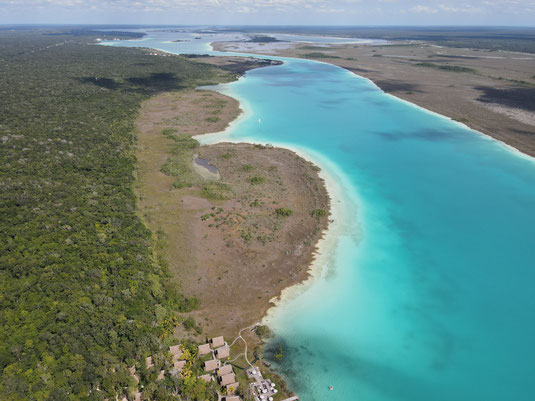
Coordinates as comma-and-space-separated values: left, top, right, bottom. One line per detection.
1, 23, 535, 28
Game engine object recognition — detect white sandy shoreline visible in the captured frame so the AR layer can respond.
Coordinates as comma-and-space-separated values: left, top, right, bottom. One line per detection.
101, 36, 535, 331
196, 82, 363, 329
101, 36, 535, 164
197, 51, 534, 334
209, 40, 535, 164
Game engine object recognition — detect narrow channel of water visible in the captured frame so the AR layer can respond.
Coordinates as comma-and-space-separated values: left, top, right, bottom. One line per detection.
104, 31, 535, 401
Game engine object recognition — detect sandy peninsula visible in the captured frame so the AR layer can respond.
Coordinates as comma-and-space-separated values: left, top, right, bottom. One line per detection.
212, 40, 535, 157
134, 58, 330, 342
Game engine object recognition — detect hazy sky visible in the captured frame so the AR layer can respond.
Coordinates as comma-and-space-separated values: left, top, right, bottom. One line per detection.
1, 0, 534, 26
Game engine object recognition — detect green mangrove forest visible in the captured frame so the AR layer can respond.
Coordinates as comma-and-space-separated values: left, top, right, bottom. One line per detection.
0, 29, 234, 400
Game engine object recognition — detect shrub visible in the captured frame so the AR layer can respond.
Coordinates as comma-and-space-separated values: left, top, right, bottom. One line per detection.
201, 182, 233, 200
182, 317, 196, 330
241, 231, 253, 243
255, 325, 273, 339
220, 151, 234, 159
274, 343, 284, 360
173, 136, 199, 150
415, 62, 477, 74
248, 176, 266, 185
162, 128, 176, 137
275, 208, 293, 217
310, 209, 327, 218
302, 52, 341, 59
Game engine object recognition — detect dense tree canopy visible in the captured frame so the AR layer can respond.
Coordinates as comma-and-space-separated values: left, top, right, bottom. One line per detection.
0, 30, 232, 400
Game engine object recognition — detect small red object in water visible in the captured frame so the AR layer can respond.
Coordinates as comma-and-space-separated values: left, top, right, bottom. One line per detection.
329, 385, 334, 391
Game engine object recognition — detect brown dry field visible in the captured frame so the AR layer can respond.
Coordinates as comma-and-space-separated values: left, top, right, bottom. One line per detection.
214, 41, 535, 156
135, 84, 329, 342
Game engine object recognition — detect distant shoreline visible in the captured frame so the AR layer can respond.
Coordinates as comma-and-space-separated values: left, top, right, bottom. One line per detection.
212, 39, 535, 158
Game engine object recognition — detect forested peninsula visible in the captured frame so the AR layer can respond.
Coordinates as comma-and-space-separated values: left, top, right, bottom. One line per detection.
0, 29, 330, 401
0, 30, 237, 400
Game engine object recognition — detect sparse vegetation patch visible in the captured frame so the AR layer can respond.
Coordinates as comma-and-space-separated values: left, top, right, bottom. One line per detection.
275, 208, 294, 217
302, 52, 341, 59
248, 175, 267, 185
415, 62, 477, 74
310, 208, 328, 218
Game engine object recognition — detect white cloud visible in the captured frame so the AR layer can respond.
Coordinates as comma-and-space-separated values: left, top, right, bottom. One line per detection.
0, 0, 534, 24
411, 4, 439, 13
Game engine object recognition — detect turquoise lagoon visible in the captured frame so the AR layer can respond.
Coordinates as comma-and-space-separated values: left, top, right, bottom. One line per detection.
104, 32, 535, 401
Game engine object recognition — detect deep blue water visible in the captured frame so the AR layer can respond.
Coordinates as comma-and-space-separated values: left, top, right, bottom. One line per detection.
104, 32, 535, 401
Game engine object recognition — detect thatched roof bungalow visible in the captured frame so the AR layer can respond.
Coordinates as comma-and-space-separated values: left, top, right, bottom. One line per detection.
226, 381, 239, 395
218, 364, 233, 376
169, 345, 183, 360
210, 336, 225, 348
219, 372, 236, 386
223, 396, 242, 401
128, 366, 139, 384
198, 374, 213, 382
203, 358, 220, 372
215, 346, 230, 359
198, 343, 212, 355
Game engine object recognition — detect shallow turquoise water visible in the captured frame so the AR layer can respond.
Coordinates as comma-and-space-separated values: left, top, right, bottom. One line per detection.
104, 32, 535, 401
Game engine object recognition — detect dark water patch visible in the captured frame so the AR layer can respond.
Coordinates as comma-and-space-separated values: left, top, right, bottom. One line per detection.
267, 80, 313, 88
300, 61, 338, 74
475, 86, 535, 111
194, 156, 218, 174
319, 98, 349, 106
260, 67, 305, 78
268, 333, 452, 401
357, 96, 394, 108
374, 127, 469, 143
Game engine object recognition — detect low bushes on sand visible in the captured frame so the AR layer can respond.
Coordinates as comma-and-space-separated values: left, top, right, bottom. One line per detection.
275, 208, 293, 217
310, 209, 327, 218
248, 176, 266, 185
